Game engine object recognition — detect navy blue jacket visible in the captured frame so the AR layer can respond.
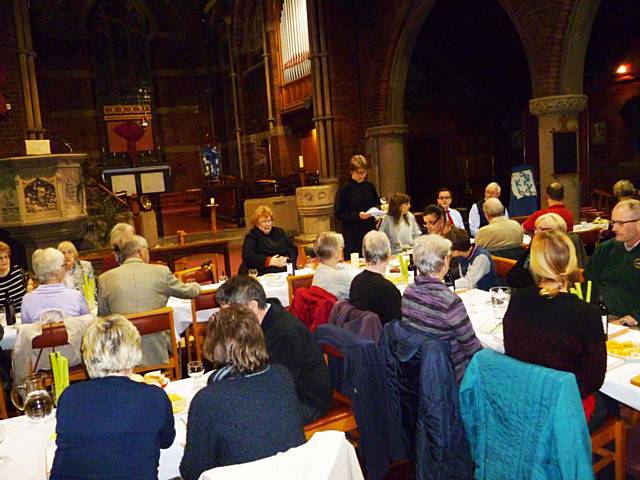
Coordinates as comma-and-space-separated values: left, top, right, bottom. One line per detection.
457, 245, 500, 291
315, 324, 404, 480
381, 320, 473, 480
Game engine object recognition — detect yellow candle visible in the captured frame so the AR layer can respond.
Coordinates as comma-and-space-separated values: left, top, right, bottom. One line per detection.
298, 155, 304, 169
210, 197, 215, 205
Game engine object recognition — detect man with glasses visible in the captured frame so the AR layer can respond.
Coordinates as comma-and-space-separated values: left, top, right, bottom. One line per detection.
436, 187, 465, 229
468, 182, 509, 237
587, 199, 640, 326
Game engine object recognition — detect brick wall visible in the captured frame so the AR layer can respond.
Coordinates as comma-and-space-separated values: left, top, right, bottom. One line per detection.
0, 2, 27, 158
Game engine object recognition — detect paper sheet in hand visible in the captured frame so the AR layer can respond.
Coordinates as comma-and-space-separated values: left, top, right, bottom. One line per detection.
366, 207, 385, 218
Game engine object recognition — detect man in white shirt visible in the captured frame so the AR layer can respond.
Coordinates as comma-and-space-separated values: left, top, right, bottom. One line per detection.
468, 182, 509, 236
437, 187, 465, 230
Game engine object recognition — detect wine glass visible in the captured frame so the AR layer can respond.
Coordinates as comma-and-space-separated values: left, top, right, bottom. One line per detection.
248, 269, 258, 278
218, 272, 228, 283
187, 360, 205, 389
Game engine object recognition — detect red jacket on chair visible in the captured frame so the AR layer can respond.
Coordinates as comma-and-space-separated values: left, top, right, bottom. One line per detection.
291, 286, 337, 332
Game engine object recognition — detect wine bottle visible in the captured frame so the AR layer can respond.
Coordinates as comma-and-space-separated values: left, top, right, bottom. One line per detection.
286, 257, 295, 276
597, 290, 608, 337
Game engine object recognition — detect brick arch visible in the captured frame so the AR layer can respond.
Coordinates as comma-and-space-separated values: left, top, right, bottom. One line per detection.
381, 0, 576, 125
559, 0, 602, 94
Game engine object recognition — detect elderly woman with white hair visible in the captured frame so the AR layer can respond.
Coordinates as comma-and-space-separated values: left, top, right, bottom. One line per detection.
310, 232, 353, 300
20, 247, 89, 324
57, 241, 96, 306
349, 230, 402, 325
51, 314, 175, 479
402, 235, 481, 382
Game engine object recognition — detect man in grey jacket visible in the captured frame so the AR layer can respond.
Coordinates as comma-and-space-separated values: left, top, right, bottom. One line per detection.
98, 235, 200, 364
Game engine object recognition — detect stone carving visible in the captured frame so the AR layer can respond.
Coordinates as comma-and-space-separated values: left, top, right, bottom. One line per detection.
24, 177, 57, 213
529, 95, 588, 117
365, 124, 409, 138
1, 188, 19, 222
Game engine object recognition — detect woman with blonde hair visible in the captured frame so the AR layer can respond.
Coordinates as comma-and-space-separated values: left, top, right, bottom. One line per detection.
335, 154, 380, 255
180, 305, 304, 479
378, 192, 422, 253
57, 241, 96, 308
503, 230, 606, 428
51, 314, 175, 478
240, 205, 297, 275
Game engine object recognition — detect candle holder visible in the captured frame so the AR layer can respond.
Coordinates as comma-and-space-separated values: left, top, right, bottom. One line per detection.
206, 198, 219, 235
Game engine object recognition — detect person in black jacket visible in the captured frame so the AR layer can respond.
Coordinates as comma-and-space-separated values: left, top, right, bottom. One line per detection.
240, 205, 297, 275
335, 154, 380, 256
217, 275, 332, 423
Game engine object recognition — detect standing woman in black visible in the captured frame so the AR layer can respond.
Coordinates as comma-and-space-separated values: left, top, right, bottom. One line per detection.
334, 155, 380, 256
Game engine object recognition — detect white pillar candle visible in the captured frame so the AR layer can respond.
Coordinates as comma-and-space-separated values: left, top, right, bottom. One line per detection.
298, 155, 304, 169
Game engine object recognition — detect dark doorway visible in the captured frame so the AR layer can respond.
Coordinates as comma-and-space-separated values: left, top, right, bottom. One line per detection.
404, 0, 532, 212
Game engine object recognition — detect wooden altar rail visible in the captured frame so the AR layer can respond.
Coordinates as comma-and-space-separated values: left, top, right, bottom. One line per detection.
80, 239, 231, 276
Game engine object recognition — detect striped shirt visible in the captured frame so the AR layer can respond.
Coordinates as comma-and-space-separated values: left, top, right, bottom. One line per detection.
402, 275, 482, 383
0, 265, 27, 313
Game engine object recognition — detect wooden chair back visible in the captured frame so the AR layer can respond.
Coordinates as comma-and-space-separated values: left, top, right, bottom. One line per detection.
31, 322, 88, 382
188, 290, 219, 362
126, 307, 181, 380
573, 228, 601, 251
176, 263, 217, 284
591, 418, 626, 480
0, 382, 9, 419
304, 344, 357, 440
287, 273, 314, 306
510, 215, 529, 224
490, 256, 517, 280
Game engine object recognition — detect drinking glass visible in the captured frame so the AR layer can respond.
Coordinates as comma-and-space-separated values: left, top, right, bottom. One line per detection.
187, 360, 205, 389
248, 269, 258, 278
218, 273, 229, 283
490, 287, 511, 320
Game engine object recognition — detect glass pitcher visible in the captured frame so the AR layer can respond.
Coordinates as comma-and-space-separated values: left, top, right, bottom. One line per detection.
11, 373, 54, 421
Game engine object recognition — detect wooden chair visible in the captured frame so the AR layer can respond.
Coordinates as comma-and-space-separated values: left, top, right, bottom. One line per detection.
303, 344, 358, 440
510, 215, 529, 224
573, 227, 601, 253
188, 290, 218, 362
287, 273, 314, 306
591, 418, 626, 480
491, 256, 517, 280
175, 262, 217, 284
0, 385, 9, 419
31, 322, 88, 382
127, 307, 181, 380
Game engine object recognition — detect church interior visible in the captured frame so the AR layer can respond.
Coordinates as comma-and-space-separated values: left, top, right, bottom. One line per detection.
1, 0, 640, 477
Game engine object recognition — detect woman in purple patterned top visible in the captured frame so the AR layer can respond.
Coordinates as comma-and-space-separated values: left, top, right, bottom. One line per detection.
401, 234, 482, 383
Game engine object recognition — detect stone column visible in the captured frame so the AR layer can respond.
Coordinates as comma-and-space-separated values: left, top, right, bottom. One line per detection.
529, 95, 588, 220
295, 184, 338, 245
365, 124, 408, 199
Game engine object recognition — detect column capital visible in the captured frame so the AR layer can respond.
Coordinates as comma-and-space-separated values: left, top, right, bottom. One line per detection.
529, 94, 587, 117
365, 124, 408, 138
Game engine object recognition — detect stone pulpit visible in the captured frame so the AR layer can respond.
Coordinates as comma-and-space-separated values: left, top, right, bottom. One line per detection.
0, 153, 88, 257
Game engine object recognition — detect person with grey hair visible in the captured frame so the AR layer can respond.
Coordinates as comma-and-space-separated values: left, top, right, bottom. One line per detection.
587, 198, 640, 327
97, 235, 200, 365
21, 248, 89, 324
349, 230, 401, 324
58, 240, 96, 307
468, 182, 509, 236
51, 314, 175, 479
101, 222, 136, 273
474, 197, 523, 254
402, 235, 481, 382
216, 275, 332, 424
310, 232, 353, 300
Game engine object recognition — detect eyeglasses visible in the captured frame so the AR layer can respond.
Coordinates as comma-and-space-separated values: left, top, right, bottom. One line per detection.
610, 218, 640, 227
438, 196, 451, 200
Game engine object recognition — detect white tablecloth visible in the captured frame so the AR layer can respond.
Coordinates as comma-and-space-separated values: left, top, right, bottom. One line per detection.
0, 375, 204, 480
458, 289, 640, 411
